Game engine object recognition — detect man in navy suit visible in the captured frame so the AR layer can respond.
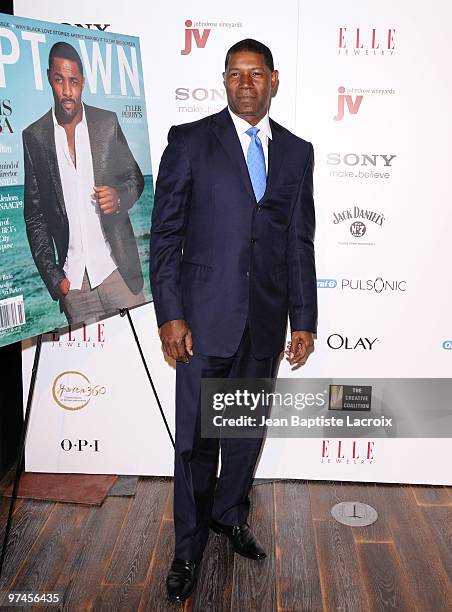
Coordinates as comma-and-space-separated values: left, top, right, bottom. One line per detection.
150, 39, 317, 602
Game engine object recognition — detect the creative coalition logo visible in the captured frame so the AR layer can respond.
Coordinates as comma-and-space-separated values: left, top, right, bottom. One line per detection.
327, 152, 397, 181
52, 371, 107, 411
321, 439, 375, 464
333, 85, 395, 121
341, 277, 407, 293
442, 340, 452, 350
338, 27, 396, 56
332, 205, 385, 246
181, 18, 243, 55
327, 334, 380, 350
318, 277, 406, 292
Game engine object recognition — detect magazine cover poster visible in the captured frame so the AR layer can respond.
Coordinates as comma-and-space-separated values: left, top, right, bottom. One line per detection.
0, 14, 153, 347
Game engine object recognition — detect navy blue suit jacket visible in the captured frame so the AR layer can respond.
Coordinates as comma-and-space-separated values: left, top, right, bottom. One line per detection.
150, 107, 317, 359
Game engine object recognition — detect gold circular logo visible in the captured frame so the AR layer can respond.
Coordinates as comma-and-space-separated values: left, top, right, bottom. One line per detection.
52, 371, 106, 411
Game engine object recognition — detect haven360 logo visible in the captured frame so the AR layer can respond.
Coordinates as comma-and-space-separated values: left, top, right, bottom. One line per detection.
52, 371, 106, 411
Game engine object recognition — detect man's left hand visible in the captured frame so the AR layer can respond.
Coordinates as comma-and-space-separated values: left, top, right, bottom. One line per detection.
93, 186, 120, 214
285, 330, 315, 368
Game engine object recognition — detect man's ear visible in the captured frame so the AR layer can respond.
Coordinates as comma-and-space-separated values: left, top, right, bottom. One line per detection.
271, 70, 279, 89
222, 71, 226, 86
47, 68, 51, 84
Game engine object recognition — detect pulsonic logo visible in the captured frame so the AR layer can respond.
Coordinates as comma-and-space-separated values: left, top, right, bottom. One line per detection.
338, 28, 396, 56
341, 278, 407, 293
181, 20, 211, 55
334, 86, 363, 121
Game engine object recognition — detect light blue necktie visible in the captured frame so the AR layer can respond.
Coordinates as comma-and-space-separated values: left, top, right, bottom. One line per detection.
246, 127, 266, 202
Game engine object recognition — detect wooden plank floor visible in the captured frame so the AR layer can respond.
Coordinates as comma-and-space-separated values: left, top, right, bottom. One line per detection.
0, 478, 451, 612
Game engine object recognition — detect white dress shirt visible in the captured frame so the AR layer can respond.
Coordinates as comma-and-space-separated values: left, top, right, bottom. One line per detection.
228, 107, 272, 173
52, 104, 117, 290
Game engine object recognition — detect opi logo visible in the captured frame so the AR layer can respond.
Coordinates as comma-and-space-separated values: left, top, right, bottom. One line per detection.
181, 20, 211, 55
334, 86, 363, 121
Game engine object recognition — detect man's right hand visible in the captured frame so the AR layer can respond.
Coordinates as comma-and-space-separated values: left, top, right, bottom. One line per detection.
159, 319, 193, 363
58, 278, 70, 297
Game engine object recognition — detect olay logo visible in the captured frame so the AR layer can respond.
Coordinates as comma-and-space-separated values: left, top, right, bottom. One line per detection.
181, 20, 211, 55
334, 86, 363, 121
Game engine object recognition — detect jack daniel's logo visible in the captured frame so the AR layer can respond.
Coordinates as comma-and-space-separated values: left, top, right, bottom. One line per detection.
333, 206, 385, 226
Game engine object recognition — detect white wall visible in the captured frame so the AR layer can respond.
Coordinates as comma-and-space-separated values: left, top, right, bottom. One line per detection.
18, 0, 452, 483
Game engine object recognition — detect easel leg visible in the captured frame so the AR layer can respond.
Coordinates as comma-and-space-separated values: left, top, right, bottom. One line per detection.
121, 309, 175, 449
0, 334, 43, 580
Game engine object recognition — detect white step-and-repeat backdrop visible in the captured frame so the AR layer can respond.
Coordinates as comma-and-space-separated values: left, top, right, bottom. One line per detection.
17, 0, 452, 483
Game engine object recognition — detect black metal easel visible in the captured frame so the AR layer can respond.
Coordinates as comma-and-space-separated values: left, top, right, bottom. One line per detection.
120, 308, 174, 449
0, 308, 173, 580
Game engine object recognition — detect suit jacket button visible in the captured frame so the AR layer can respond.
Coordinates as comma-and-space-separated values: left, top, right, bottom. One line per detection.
251, 238, 256, 244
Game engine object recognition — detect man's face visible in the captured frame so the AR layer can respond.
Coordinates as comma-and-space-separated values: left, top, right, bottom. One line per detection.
48, 56, 84, 124
223, 50, 278, 125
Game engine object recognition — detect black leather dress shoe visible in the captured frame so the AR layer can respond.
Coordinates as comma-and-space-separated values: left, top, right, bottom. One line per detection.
166, 558, 198, 602
210, 519, 266, 560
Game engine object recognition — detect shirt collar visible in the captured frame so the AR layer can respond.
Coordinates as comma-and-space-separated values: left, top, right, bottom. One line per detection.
52, 102, 86, 129
228, 107, 272, 140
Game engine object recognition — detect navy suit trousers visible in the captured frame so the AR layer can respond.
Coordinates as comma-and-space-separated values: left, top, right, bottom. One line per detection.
174, 325, 280, 562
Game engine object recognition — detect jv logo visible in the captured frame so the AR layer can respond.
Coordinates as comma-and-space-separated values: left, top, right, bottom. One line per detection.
334, 86, 363, 121
181, 19, 211, 55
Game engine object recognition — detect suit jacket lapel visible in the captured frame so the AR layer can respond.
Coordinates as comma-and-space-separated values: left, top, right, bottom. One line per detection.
42, 110, 66, 215
211, 109, 286, 205
210, 108, 255, 202
261, 119, 284, 203
85, 105, 103, 186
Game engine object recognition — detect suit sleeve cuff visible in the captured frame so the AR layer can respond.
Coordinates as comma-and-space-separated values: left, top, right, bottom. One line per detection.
289, 308, 317, 334
152, 299, 185, 328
